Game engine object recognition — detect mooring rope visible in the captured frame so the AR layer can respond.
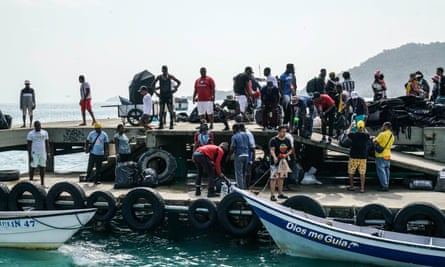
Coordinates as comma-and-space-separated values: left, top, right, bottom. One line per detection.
31, 213, 87, 230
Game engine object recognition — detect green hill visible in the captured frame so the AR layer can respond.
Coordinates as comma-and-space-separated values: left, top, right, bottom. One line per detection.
347, 42, 445, 98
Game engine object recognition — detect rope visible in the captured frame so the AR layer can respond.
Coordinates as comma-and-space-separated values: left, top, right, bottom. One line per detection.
31, 213, 88, 230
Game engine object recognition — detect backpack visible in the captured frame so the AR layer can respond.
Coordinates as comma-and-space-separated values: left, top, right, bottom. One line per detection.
306, 78, 317, 94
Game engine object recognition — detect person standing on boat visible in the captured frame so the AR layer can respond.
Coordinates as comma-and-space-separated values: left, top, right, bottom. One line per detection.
20, 80, 36, 128
279, 64, 297, 128
372, 71, 387, 101
152, 65, 181, 129
346, 120, 370, 193
27, 121, 49, 187
192, 142, 229, 197
114, 124, 133, 163
312, 92, 336, 144
85, 122, 109, 185
374, 121, 394, 191
269, 126, 292, 201
139, 86, 153, 130
193, 67, 216, 129
345, 91, 368, 130
78, 75, 97, 126
233, 67, 253, 122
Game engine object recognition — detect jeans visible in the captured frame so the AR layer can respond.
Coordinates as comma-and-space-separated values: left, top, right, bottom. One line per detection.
281, 95, 292, 124
234, 155, 249, 189
376, 157, 390, 189
193, 153, 216, 191
87, 153, 105, 182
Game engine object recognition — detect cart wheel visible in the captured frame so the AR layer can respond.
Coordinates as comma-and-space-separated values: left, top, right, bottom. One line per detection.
128, 108, 143, 126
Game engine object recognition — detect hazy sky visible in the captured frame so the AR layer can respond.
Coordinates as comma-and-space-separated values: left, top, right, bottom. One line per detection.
1, 0, 444, 104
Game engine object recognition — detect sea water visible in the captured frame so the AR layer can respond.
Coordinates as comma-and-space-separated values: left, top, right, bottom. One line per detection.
0, 103, 373, 267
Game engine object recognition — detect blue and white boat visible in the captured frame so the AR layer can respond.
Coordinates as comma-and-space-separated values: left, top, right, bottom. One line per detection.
233, 188, 445, 267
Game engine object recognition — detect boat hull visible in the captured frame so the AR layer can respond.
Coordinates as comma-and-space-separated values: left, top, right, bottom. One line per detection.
0, 208, 96, 249
234, 188, 445, 267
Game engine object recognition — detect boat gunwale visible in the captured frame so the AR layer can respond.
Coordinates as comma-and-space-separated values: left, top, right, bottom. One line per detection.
0, 208, 96, 220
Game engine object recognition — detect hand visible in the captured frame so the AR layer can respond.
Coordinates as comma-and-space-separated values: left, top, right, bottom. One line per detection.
279, 153, 286, 159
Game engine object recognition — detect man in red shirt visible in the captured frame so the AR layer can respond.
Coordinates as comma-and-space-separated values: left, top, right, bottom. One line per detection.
313, 92, 335, 144
193, 67, 216, 129
192, 142, 228, 197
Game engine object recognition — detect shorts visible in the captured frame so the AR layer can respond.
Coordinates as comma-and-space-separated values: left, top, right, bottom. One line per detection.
140, 114, 153, 124
197, 101, 214, 115
236, 95, 247, 113
348, 158, 367, 175
80, 98, 92, 112
30, 152, 47, 168
270, 165, 280, 180
22, 106, 33, 116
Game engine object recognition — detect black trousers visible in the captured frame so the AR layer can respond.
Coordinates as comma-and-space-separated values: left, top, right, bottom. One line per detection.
159, 97, 174, 127
321, 109, 335, 137
193, 153, 216, 191
87, 153, 105, 182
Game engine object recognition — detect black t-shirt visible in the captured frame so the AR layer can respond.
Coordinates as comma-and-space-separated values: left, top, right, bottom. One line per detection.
269, 136, 292, 164
233, 73, 250, 95
348, 132, 370, 159
261, 86, 279, 103
347, 98, 366, 116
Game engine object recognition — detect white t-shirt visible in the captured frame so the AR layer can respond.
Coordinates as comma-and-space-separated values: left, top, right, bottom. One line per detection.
266, 74, 278, 88
27, 129, 49, 154
143, 94, 153, 115
80, 82, 92, 99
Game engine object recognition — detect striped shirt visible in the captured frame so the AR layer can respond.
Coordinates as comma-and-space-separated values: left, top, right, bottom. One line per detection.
342, 79, 355, 95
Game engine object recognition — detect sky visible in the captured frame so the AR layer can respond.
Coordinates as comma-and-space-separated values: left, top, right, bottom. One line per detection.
1, 0, 445, 104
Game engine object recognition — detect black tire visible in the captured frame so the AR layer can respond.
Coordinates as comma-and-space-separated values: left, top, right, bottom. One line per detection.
0, 183, 9, 211
393, 202, 445, 238
282, 195, 326, 218
121, 187, 165, 232
127, 108, 143, 126
188, 198, 217, 230
217, 192, 261, 237
0, 170, 20, 181
138, 149, 177, 185
8, 182, 47, 211
86, 191, 117, 222
46, 182, 86, 210
356, 203, 394, 229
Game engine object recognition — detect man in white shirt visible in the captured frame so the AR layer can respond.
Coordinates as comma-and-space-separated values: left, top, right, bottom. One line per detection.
263, 67, 278, 88
79, 75, 97, 126
139, 86, 153, 130
27, 121, 50, 187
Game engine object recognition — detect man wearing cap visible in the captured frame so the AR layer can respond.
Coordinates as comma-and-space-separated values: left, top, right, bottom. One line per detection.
345, 120, 370, 193
78, 75, 97, 126
233, 67, 253, 122
312, 92, 335, 144
345, 91, 368, 131
139, 86, 153, 130
27, 121, 49, 187
193, 67, 216, 129
374, 122, 394, 191
85, 122, 109, 184
20, 80, 36, 128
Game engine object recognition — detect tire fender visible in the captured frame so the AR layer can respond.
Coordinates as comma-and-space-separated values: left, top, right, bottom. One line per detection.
188, 198, 217, 230
86, 190, 117, 222
356, 203, 394, 229
282, 195, 326, 218
393, 202, 445, 238
46, 182, 86, 210
138, 149, 177, 185
217, 192, 260, 237
8, 182, 47, 211
0, 183, 9, 211
121, 187, 165, 232
0, 170, 20, 182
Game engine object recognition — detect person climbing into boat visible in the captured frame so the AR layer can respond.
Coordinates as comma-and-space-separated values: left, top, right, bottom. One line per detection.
344, 91, 368, 131
27, 121, 49, 187
139, 86, 153, 130
269, 126, 292, 201
85, 122, 109, 185
279, 63, 297, 129
374, 121, 395, 191
290, 95, 315, 138
312, 92, 335, 144
372, 71, 387, 101
114, 124, 134, 163
152, 65, 181, 129
416, 71, 430, 99
193, 120, 214, 151
346, 120, 370, 193
193, 67, 216, 129
192, 142, 229, 197
20, 80, 36, 128
233, 67, 253, 122
78, 75, 97, 126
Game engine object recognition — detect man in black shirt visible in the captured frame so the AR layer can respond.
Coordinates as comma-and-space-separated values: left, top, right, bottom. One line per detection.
346, 120, 370, 193
233, 67, 253, 121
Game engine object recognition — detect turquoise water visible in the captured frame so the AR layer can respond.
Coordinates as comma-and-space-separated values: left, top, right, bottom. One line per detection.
0, 215, 372, 267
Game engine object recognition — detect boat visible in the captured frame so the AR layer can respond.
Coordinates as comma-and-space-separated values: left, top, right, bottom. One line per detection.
0, 208, 96, 249
233, 188, 445, 267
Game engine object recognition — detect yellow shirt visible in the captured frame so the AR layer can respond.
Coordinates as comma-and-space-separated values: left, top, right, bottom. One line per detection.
375, 129, 394, 159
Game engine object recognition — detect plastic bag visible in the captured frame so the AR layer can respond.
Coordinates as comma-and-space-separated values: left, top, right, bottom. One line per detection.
139, 168, 158, 187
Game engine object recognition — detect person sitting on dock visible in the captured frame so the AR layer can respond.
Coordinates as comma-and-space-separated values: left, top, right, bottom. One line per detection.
152, 65, 181, 129
27, 121, 49, 187
374, 121, 394, 191
193, 121, 214, 151
114, 124, 134, 163
85, 122, 109, 185
78, 75, 97, 126
20, 80, 36, 128
312, 92, 335, 144
346, 120, 370, 193
269, 126, 292, 201
192, 142, 229, 197
193, 67, 216, 129
138, 86, 153, 130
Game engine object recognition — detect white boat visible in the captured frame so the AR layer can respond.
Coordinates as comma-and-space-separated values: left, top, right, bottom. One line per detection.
233, 188, 445, 267
0, 208, 96, 249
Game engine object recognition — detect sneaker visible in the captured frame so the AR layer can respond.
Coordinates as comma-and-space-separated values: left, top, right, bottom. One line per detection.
94, 181, 101, 185
195, 187, 201, 196
278, 194, 288, 199
270, 195, 277, 201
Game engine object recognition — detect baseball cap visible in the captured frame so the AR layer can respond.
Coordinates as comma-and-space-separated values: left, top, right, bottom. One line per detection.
357, 120, 365, 129
93, 122, 102, 129
24, 80, 31, 85
351, 91, 358, 99
138, 86, 148, 92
